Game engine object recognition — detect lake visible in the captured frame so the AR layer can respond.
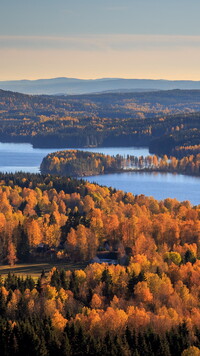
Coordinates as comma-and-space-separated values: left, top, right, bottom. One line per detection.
0, 142, 199, 205
85, 172, 200, 205
0, 143, 149, 174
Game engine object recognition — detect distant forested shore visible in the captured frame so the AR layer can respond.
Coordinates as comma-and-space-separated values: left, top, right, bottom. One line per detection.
1, 89, 200, 156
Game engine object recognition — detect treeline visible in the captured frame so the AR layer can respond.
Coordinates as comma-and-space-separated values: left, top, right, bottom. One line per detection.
126, 153, 200, 176
174, 144, 200, 157
129, 153, 200, 176
1, 89, 200, 155
149, 125, 200, 157
40, 150, 200, 177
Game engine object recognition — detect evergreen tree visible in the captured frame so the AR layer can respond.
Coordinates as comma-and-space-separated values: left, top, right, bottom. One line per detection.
101, 269, 113, 299
60, 269, 69, 290
60, 334, 71, 356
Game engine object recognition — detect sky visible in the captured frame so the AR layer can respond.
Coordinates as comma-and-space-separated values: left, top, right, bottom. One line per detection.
1, 0, 200, 81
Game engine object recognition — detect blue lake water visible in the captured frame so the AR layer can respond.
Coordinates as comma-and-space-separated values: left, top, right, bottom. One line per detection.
84, 172, 200, 206
0, 143, 149, 174
0, 142, 199, 205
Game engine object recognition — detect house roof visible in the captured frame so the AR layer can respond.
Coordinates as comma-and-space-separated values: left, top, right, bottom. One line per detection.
96, 252, 118, 260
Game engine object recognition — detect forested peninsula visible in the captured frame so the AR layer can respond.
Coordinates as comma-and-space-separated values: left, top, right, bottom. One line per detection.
0, 172, 199, 354
40, 150, 200, 177
40, 150, 125, 176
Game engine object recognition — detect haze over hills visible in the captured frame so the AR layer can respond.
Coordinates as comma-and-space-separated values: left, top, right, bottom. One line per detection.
1, 77, 200, 95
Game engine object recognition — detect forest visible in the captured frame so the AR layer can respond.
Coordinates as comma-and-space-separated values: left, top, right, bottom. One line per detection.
1, 87, 200, 354
0, 171, 200, 265
1, 89, 200, 156
40, 150, 124, 176
40, 150, 200, 177
0, 172, 200, 354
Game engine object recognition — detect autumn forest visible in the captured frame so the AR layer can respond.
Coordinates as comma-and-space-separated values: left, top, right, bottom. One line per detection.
0, 87, 200, 355
1, 89, 200, 157
40, 149, 200, 177
0, 171, 198, 355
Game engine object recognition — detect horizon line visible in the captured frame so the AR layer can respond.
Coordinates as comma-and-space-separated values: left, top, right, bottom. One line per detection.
1, 76, 200, 82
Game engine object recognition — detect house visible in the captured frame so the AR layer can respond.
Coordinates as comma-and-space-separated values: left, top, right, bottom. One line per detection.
91, 251, 118, 265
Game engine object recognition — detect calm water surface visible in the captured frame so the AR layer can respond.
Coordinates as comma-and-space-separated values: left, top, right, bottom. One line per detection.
0, 142, 199, 205
0, 143, 149, 174
84, 172, 200, 206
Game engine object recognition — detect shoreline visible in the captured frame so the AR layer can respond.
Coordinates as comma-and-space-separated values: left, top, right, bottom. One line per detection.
41, 167, 200, 180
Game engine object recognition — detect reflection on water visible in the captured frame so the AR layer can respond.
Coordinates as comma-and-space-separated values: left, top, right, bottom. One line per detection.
0, 142, 199, 205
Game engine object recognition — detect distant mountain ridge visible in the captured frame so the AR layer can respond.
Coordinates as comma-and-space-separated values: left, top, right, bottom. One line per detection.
1, 77, 200, 95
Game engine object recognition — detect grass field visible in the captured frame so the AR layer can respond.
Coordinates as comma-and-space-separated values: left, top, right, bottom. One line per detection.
0, 261, 88, 281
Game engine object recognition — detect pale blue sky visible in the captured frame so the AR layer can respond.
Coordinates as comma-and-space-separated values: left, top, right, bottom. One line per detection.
1, 0, 200, 80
